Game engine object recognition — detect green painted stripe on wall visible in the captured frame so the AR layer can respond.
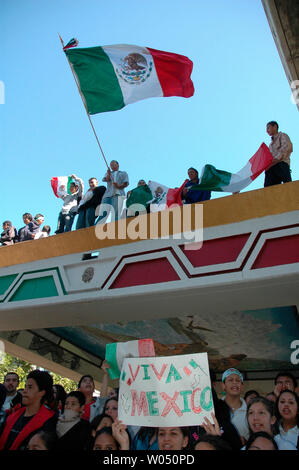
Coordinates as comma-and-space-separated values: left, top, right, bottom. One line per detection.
0, 274, 18, 295
9, 276, 59, 302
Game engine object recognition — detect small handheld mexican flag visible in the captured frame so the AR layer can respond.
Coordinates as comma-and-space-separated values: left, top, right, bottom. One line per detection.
51, 176, 73, 198
126, 184, 153, 216
148, 179, 188, 212
64, 43, 194, 114
105, 339, 155, 380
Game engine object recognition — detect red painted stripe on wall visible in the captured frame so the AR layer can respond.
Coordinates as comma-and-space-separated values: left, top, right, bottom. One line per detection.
181, 234, 250, 267
110, 257, 180, 289
252, 234, 299, 269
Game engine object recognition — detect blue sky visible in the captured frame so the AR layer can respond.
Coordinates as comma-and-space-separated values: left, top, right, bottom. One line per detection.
1, 0, 298, 234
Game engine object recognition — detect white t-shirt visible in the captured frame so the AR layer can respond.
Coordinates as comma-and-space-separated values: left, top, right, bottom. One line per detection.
223, 397, 249, 440
2, 393, 16, 411
278, 423, 298, 448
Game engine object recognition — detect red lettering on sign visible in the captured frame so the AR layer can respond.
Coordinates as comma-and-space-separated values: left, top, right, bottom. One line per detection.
160, 391, 183, 417
150, 363, 168, 381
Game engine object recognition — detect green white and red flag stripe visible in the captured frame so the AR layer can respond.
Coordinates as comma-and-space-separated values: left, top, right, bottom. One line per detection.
65, 44, 194, 114
191, 143, 274, 193
105, 339, 155, 380
51, 176, 73, 198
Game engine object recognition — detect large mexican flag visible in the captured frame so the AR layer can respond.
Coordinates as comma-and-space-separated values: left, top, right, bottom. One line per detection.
65, 44, 194, 114
190, 143, 274, 193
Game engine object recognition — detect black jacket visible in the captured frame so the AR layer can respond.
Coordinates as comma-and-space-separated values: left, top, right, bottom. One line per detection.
54, 419, 92, 451
78, 186, 106, 212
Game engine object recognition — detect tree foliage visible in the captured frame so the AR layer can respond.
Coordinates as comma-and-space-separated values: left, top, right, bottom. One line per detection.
0, 352, 77, 392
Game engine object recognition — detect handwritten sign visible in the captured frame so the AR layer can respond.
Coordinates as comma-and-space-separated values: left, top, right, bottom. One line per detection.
118, 353, 214, 427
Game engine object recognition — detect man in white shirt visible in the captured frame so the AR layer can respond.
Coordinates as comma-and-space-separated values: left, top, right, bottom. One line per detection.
96, 160, 129, 224
221, 368, 249, 442
55, 174, 83, 233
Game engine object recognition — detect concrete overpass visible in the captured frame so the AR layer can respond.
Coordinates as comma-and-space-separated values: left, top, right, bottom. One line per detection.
0, 182, 298, 391
1, 1, 299, 391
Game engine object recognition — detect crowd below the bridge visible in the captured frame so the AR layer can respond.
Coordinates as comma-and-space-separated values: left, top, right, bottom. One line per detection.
0, 121, 294, 247
0, 364, 298, 452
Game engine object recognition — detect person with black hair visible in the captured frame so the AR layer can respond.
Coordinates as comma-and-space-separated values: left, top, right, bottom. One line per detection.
273, 371, 297, 398
76, 179, 106, 228
92, 420, 130, 450
27, 430, 58, 450
245, 431, 279, 450
244, 390, 260, 405
54, 391, 92, 451
181, 167, 211, 204
264, 121, 293, 187
0, 221, 18, 246
0, 369, 57, 450
246, 396, 296, 450
2, 372, 22, 412
52, 384, 67, 415
17, 213, 33, 242
90, 413, 113, 438
25, 214, 45, 240
78, 374, 104, 422
157, 426, 189, 451
275, 390, 299, 449
194, 433, 232, 450
265, 392, 277, 403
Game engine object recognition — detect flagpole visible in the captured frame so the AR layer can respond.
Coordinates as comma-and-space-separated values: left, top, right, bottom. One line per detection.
58, 34, 110, 170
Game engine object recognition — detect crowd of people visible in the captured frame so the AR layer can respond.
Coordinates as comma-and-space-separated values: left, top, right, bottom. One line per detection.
1, 121, 293, 247
0, 365, 298, 451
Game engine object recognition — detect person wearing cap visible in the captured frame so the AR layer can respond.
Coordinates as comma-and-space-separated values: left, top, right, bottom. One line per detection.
0, 369, 57, 451
221, 368, 249, 442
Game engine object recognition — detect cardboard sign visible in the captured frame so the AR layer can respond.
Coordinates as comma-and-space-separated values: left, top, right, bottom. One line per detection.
118, 352, 214, 427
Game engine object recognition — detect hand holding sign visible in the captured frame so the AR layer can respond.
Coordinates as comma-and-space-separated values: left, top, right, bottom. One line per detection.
202, 412, 222, 436
112, 419, 130, 450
